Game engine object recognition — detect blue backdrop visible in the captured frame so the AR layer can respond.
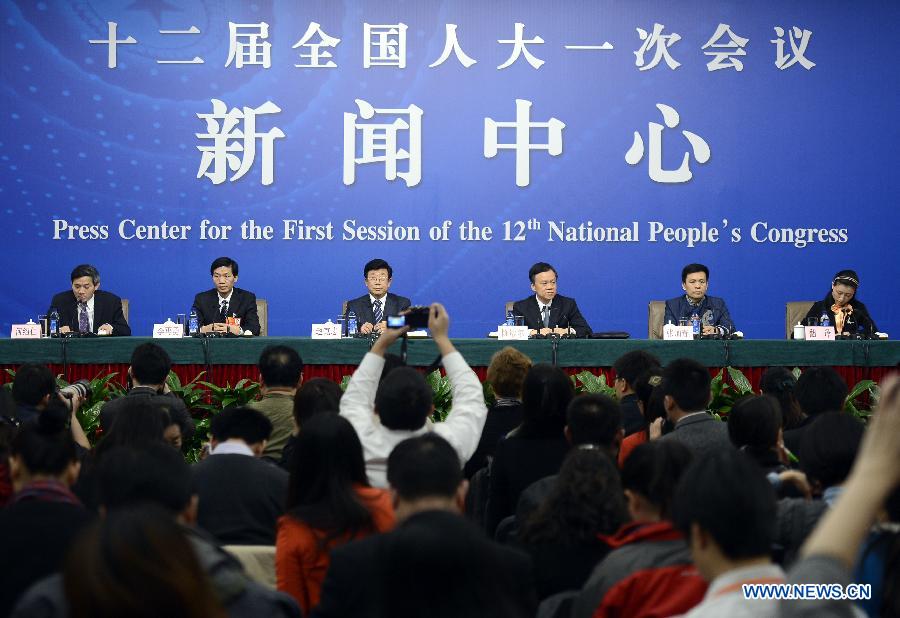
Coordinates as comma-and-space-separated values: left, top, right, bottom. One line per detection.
2, 0, 898, 338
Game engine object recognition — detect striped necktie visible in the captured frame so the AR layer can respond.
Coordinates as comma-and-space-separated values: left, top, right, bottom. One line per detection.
78, 302, 90, 333
373, 299, 383, 324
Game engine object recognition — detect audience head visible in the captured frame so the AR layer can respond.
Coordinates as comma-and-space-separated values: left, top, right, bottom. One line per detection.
519, 364, 574, 438
209, 406, 272, 456
760, 367, 804, 430
795, 367, 848, 417
633, 368, 666, 426
0, 390, 17, 459
9, 402, 79, 488
387, 434, 465, 517
612, 350, 661, 396
661, 358, 711, 420
799, 412, 865, 492
286, 414, 375, 538
129, 343, 171, 387
486, 347, 532, 399
292, 378, 342, 430
727, 395, 783, 458
95, 399, 169, 458
97, 443, 194, 519
379, 353, 406, 384
621, 440, 693, 522
63, 504, 225, 618
11, 363, 56, 408
257, 345, 303, 389
673, 449, 777, 581
375, 367, 433, 431
520, 447, 628, 547
156, 402, 184, 450
564, 394, 623, 456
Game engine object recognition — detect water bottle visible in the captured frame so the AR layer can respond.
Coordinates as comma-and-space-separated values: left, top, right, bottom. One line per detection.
48, 307, 60, 336
188, 309, 199, 336
819, 312, 830, 327
347, 310, 358, 337
505, 310, 515, 326
690, 312, 700, 337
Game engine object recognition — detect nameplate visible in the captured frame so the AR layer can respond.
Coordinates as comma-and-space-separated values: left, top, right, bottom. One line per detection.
498, 325, 530, 340
311, 322, 342, 339
804, 326, 835, 341
663, 324, 694, 341
153, 321, 184, 339
11, 323, 41, 339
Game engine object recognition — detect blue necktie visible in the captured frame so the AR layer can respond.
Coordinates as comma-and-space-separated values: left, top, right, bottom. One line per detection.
373, 299, 383, 324
542, 305, 550, 328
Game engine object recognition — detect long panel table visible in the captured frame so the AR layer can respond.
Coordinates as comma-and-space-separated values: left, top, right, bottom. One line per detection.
1, 338, 897, 388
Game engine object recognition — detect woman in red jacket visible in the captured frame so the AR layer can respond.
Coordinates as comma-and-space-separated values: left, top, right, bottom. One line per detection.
276, 414, 395, 614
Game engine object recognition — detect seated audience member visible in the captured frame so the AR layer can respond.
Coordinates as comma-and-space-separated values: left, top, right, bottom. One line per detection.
99, 342, 194, 444
11, 363, 90, 450
1, 391, 19, 507
192, 407, 288, 545
279, 378, 343, 469
47, 263, 131, 336
464, 346, 532, 478
760, 367, 805, 431
779, 375, 899, 618
63, 505, 226, 618
517, 448, 629, 600
313, 434, 536, 618
339, 303, 487, 487
783, 367, 848, 456
345, 258, 412, 336
798, 412, 864, 505
276, 414, 394, 614
248, 345, 304, 461
658, 358, 731, 457
672, 449, 782, 617
664, 263, 735, 335
618, 368, 666, 467
512, 262, 592, 337
0, 404, 93, 617
193, 256, 261, 336
13, 444, 300, 617
803, 269, 879, 336
485, 364, 574, 534
573, 441, 705, 618
612, 350, 662, 436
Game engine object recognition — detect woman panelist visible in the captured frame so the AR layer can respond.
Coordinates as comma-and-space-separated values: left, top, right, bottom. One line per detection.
804, 270, 878, 336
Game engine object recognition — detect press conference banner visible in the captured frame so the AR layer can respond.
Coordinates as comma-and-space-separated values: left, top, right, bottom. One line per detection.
2, 0, 898, 337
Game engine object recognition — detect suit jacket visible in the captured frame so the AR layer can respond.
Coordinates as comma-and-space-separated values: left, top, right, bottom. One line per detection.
312, 510, 536, 618
193, 287, 261, 336
511, 294, 592, 337
345, 293, 411, 331
48, 289, 131, 336
657, 413, 730, 458
664, 295, 735, 334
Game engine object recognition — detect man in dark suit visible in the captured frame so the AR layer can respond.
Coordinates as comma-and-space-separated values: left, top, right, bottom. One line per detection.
313, 434, 536, 618
48, 264, 130, 336
664, 263, 735, 335
657, 358, 731, 458
345, 258, 411, 335
512, 262, 592, 337
192, 256, 261, 336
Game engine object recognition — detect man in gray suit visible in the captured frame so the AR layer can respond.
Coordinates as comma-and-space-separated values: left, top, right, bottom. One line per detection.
658, 358, 731, 457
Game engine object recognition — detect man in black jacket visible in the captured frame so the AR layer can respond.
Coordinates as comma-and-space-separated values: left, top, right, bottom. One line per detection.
345, 258, 411, 335
192, 256, 261, 336
313, 434, 536, 618
48, 264, 130, 336
512, 262, 592, 337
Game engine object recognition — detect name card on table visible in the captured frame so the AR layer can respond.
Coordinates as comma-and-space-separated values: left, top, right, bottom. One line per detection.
11, 322, 41, 339
498, 325, 530, 340
663, 324, 694, 341
153, 321, 184, 339
804, 326, 836, 341
311, 322, 342, 339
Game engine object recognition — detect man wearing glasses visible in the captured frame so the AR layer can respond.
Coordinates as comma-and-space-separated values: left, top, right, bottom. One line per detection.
512, 262, 592, 337
345, 258, 411, 335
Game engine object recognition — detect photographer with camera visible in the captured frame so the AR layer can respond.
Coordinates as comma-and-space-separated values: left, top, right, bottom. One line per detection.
339, 303, 488, 487
11, 363, 90, 451
99, 343, 194, 446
